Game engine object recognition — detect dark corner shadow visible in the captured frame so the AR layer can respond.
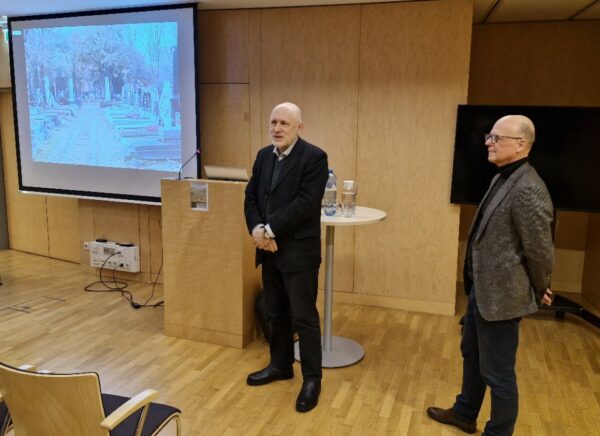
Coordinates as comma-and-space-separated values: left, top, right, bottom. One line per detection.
528, 297, 600, 336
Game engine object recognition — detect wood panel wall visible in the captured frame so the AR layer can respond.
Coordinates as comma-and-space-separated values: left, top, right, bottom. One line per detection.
0, 37, 9, 89
467, 20, 600, 307
1, 94, 50, 258
199, 0, 473, 314
1, 0, 475, 315
353, 0, 471, 312
260, 5, 361, 294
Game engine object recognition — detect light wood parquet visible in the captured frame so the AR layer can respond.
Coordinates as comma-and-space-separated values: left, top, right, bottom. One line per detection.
0, 250, 598, 435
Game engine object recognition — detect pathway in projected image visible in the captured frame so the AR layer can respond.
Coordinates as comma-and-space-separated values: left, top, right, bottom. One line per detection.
31, 100, 181, 172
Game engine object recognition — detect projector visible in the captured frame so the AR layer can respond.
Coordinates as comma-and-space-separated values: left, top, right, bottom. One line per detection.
89, 241, 140, 273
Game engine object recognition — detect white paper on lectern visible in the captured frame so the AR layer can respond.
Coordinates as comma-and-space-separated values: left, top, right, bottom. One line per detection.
191, 182, 208, 211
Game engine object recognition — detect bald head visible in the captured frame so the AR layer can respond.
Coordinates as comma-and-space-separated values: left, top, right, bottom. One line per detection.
486, 115, 536, 167
270, 102, 304, 151
497, 115, 535, 148
271, 102, 302, 123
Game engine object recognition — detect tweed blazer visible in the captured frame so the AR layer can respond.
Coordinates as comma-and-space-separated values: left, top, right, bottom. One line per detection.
468, 162, 554, 321
244, 137, 328, 273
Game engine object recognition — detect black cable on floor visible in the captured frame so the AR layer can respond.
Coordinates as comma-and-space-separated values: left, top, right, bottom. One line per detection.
141, 257, 164, 308
84, 252, 162, 309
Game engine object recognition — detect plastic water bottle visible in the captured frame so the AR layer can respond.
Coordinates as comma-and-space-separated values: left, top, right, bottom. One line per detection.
323, 169, 337, 216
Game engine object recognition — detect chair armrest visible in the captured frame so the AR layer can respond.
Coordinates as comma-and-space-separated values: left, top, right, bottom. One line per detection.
100, 389, 159, 430
18, 364, 36, 371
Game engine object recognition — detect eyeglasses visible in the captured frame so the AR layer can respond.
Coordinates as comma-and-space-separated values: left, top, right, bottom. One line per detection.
485, 134, 522, 144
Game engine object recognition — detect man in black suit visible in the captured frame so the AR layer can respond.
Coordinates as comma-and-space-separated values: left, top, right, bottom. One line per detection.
244, 102, 329, 413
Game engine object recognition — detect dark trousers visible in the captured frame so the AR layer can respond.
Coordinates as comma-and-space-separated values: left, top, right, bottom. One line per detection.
453, 291, 521, 436
261, 255, 322, 381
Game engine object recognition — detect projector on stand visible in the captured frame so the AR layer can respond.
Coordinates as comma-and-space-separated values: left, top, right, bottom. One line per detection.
89, 241, 140, 273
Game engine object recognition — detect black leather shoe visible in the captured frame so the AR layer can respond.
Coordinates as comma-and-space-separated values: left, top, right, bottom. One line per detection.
247, 366, 293, 386
426, 407, 477, 434
295, 380, 321, 412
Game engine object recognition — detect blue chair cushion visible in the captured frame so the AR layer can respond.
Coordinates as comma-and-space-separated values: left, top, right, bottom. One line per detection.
102, 393, 180, 436
0, 401, 10, 434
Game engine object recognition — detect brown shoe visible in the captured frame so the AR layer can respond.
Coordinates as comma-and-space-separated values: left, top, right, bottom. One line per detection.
426, 407, 477, 434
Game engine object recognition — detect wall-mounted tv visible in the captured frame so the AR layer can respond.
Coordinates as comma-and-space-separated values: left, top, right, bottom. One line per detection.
9, 3, 198, 203
451, 105, 600, 213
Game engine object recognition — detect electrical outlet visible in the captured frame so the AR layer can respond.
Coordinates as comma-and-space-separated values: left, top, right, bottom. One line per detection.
89, 241, 140, 273
83, 242, 90, 250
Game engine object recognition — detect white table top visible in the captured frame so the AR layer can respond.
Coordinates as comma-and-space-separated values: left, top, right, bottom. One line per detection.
321, 206, 386, 226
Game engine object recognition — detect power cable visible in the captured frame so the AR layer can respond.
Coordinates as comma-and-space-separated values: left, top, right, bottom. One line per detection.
84, 252, 162, 309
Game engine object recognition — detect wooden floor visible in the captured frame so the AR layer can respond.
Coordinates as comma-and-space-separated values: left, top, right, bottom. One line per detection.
0, 250, 599, 435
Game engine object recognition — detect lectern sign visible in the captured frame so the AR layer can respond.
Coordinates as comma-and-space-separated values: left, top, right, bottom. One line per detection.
191, 182, 208, 211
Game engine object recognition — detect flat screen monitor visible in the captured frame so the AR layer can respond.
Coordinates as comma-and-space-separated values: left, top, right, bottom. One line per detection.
451, 105, 600, 212
8, 3, 199, 203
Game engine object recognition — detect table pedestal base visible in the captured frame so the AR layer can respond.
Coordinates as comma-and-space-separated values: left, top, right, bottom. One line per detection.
294, 336, 364, 368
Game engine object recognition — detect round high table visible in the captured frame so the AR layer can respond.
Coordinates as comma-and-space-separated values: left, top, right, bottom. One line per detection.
295, 206, 386, 368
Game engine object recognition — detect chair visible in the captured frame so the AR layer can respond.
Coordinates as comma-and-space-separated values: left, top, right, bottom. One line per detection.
0, 364, 35, 435
0, 400, 9, 436
0, 361, 180, 436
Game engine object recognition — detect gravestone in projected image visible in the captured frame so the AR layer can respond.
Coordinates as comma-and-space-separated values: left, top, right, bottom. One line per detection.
24, 22, 181, 171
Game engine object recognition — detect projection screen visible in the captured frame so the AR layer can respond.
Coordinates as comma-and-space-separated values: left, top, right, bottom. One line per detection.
9, 3, 198, 203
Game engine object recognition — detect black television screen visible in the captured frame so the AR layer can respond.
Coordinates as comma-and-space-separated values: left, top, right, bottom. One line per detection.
8, 3, 199, 203
451, 105, 600, 212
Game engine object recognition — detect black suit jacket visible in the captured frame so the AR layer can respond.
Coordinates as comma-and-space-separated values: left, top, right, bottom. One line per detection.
244, 137, 328, 273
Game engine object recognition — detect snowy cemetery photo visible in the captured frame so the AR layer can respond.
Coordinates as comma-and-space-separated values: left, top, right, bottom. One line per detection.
24, 22, 182, 171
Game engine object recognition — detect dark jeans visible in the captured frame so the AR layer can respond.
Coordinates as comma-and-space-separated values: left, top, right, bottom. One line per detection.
262, 255, 322, 381
453, 291, 521, 436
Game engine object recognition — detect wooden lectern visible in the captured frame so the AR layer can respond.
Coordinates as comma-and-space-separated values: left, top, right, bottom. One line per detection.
161, 179, 261, 348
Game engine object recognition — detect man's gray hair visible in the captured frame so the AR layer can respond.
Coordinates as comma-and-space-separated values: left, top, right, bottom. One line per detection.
272, 102, 302, 123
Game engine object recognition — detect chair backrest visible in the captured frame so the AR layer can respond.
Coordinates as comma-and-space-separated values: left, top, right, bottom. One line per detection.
0, 362, 109, 436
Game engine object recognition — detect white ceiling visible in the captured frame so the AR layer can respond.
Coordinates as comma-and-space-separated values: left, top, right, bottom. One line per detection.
0, 0, 599, 22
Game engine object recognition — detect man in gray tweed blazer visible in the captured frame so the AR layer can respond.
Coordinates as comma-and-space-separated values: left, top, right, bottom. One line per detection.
427, 115, 555, 435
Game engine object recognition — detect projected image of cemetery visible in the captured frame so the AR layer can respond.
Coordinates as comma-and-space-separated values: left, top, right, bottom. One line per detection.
23, 22, 181, 171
